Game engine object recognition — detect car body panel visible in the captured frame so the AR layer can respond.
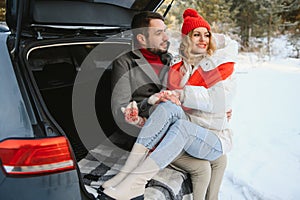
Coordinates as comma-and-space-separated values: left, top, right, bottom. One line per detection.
0, 170, 85, 200
0, 33, 34, 141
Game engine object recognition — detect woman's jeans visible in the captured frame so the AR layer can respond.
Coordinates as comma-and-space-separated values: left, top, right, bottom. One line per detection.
136, 101, 223, 169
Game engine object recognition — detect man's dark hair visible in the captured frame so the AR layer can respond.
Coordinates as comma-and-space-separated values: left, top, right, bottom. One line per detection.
131, 11, 165, 40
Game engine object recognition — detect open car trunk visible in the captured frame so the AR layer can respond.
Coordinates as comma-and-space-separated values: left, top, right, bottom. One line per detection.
26, 39, 131, 161
28, 43, 91, 161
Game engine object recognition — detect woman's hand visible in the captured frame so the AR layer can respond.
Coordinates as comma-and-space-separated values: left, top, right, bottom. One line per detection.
148, 90, 181, 106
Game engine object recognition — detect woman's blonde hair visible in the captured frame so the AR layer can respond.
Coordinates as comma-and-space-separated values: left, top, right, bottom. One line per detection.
179, 30, 216, 64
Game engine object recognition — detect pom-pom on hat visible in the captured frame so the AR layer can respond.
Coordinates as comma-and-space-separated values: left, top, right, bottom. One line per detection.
181, 8, 211, 35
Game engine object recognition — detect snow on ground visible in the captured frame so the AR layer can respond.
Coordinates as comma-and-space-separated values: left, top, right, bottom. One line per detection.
220, 53, 300, 200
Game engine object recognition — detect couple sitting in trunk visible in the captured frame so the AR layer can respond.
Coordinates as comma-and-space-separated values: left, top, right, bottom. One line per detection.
99, 8, 238, 200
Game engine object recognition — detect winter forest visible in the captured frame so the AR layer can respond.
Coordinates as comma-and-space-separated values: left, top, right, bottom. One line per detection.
158, 0, 300, 59
1, 0, 299, 58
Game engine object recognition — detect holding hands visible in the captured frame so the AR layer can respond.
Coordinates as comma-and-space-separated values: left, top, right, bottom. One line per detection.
148, 90, 182, 106
122, 92, 232, 127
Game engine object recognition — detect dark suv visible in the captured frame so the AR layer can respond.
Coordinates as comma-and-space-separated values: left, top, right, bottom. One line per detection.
0, 1, 183, 199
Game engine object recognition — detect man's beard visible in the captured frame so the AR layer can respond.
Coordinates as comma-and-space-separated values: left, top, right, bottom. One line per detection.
147, 41, 170, 55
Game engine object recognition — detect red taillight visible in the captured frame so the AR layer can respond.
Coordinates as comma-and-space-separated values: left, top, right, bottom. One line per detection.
0, 136, 75, 175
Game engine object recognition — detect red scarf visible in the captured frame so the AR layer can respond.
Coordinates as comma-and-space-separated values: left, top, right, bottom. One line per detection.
140, 48, 164, 75
168, 61, 234, 90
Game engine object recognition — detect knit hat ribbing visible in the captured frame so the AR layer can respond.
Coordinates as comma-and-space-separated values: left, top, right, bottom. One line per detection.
181, 8, 211, 35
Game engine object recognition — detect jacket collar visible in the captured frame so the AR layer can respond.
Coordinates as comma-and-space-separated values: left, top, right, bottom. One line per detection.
132, 49, 163, 85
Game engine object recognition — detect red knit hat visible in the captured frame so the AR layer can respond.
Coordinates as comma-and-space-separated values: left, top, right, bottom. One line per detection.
181, 8, 211, 35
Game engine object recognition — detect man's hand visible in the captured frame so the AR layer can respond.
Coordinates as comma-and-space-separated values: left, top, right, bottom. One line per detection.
121, 101, 146, 127
148, 90, 181, 106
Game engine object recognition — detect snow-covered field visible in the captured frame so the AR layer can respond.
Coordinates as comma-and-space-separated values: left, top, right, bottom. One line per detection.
220, 53, 300, 200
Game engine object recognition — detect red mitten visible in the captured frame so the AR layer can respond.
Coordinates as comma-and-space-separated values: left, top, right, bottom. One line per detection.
121, 101, 146, 127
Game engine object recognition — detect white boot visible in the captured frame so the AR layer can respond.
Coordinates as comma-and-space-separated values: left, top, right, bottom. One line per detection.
102, 143, 149, 189
102, 157, 160, 200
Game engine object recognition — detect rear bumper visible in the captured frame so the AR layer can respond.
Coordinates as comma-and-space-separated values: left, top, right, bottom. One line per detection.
0, 169, 87, 200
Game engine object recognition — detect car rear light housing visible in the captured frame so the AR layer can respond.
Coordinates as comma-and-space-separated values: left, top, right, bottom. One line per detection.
0, 136, 76, 175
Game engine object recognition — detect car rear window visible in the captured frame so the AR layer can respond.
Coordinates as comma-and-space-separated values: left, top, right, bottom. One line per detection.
86, 0, 162, 10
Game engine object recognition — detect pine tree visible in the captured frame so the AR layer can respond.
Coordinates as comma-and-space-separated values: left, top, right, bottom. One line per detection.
232, 0, 260, 49
280, 0, 300, 32
255, 0, 287, 58
283, 0, 300, 58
